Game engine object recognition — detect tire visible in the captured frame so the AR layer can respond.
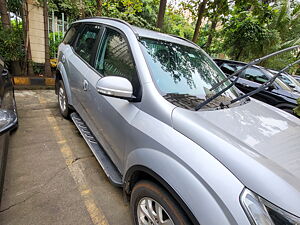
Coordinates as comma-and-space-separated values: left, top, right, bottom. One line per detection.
58, 80, 70, 118
131, 180, 191, 225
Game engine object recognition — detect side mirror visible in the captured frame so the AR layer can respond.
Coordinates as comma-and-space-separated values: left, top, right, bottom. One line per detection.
96, 76, 134, 100
0, 109, 17, 135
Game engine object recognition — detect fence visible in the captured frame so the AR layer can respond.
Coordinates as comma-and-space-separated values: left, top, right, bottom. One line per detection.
48, 11, 70, 58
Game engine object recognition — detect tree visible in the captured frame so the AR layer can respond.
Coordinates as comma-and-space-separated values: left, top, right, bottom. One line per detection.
0, 0, 11, 28
24, 0, 34, 76
156, 0, 167, 29
204, 0, 229, 52
43, 0, 51, 76
192, 0, 208, 43
96, 0, 102, 16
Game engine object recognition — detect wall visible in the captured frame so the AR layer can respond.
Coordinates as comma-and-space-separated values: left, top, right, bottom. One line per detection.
28, 0, 45, 63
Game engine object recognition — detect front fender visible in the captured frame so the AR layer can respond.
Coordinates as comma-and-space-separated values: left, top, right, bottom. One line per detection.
125, 148, 250, 225
57, 62, 73, 106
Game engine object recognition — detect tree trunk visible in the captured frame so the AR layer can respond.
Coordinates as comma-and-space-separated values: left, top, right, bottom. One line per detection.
235, 48, 243, 61
0, 0, 11, 28
205, 19, 217, 51
43, 0, 51, 77
96, 0, 102, 16
156, 0, 167, 29
23, 0, 34, 76
79, 0, 85, 18
192, 0, 208, 43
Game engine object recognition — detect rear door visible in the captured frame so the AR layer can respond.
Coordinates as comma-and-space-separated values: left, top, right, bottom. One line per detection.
67, 23, 101, 117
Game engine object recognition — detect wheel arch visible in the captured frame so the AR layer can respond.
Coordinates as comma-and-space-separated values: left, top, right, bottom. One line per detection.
124, 165, 200, 225
56, 62, 73, 106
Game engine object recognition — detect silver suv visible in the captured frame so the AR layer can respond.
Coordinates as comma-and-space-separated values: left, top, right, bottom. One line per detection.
56, 17, 300, 225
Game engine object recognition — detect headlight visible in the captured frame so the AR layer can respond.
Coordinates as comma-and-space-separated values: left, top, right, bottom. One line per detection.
240, 189, 300, 225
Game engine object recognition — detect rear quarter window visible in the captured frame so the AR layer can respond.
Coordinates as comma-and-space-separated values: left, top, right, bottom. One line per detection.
63, 23, 81, 46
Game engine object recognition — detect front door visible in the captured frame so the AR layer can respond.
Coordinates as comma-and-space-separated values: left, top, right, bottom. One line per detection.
82, 27, 141, 172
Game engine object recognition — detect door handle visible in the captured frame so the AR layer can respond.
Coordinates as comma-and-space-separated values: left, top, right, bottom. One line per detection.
83, 80, 88, 91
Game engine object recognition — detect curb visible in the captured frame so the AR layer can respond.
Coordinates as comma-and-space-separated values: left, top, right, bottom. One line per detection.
13, 77, 55, 87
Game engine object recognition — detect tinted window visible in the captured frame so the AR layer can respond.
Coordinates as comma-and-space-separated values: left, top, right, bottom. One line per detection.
243, 68, 268, 84
279, 75, 292, 85
220, 63, 242, 75
95, 28, 140, 96
75, 24, 101, 63
63, 23, 80, 45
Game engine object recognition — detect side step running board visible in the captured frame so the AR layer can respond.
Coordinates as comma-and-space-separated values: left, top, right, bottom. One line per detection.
71, 112, 123, 187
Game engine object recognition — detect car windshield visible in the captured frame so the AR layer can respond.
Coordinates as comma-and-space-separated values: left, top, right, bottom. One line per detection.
139, 38, 239, 109
275, 78, 293, 91
287, 74, 300, 86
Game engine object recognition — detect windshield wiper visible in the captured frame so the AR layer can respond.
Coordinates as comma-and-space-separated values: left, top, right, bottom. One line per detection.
195, 45, 300, 111
224, 58, 300, 106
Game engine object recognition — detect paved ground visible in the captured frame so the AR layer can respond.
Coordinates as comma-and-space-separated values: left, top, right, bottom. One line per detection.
0, 90, 132, 225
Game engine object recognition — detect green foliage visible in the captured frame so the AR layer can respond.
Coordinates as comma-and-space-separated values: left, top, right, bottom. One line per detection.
293, 98, 300, 117
0, 25, 24, 62
32, 62, 44, 75
2, 0, 300, 76
102, 0, 156, 29
163, 6, 194, 39
223, 14, 280, 61
49, 32, 64, 58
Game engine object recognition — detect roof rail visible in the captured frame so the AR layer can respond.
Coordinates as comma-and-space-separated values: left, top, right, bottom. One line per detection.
168, 34, 199, 48
75, 16, 139, 37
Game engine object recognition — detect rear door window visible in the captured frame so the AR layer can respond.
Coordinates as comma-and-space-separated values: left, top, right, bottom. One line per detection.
74, 24, 101, 64
63, 23, 81, 46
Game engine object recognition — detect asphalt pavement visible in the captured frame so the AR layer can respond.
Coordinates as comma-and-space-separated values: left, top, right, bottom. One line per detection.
0, 90, 131, 225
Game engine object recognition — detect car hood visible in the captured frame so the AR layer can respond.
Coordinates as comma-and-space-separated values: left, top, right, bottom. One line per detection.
172, 99, 300, 217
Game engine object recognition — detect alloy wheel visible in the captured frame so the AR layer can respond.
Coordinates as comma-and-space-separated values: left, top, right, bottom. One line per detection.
137, 197, 175, 225
59, 86, 66, 112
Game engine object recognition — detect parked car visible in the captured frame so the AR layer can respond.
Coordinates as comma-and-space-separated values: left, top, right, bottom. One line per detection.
214, 58, 300, 115
267, 69, 300, 93
294, 75, 300, 82
0, 57, 18, 203
56, 18, 300, 225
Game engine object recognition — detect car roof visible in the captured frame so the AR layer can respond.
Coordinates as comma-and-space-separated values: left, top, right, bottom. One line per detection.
74, 17, 197, 48
131, 26, 197, 47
